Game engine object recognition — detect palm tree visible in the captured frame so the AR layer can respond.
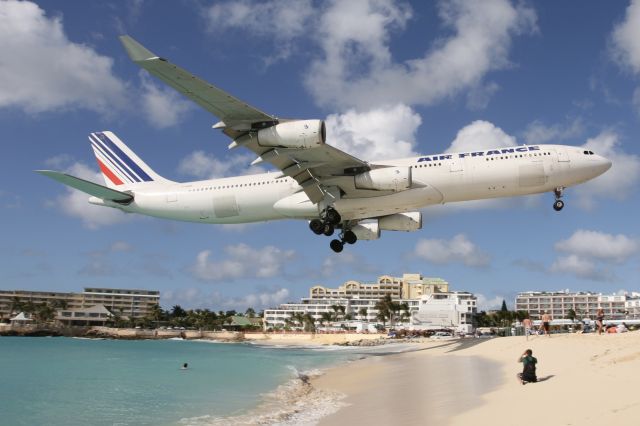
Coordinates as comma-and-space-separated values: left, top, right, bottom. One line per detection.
302, 313, 316, 332
35, 303, 55, 324
374, 295, 393, 329
319, 312, 333, 329
148, 304, 164, 328
290, 312, 305, 330
10, 296, 24, 315
358, 307, 368, 322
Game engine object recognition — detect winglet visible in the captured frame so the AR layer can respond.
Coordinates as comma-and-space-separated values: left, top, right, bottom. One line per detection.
119, 35, 159, 62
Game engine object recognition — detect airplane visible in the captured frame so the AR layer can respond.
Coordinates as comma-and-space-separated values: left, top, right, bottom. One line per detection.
37, 36, 612, 253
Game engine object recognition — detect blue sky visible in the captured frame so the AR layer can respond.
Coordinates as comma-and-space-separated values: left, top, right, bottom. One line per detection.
1, 0, 639, 311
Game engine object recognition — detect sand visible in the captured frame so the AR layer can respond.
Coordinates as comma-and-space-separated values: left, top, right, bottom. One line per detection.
312, 331, 640, 426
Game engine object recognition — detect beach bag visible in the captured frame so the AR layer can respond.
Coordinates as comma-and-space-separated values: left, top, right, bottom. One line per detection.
522, 361, 537, 382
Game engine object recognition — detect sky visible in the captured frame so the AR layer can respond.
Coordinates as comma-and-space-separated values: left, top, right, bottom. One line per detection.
1, 0, 639, 311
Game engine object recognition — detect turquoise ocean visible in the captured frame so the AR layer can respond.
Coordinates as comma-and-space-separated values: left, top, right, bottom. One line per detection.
0, 336, 377, 426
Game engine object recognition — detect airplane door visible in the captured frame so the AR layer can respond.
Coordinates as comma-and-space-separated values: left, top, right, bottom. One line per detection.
450, 159, 463, 172
557, 148, 570, 162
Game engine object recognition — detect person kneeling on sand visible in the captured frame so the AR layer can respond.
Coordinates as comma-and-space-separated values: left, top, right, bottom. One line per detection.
517, 349, 537, 385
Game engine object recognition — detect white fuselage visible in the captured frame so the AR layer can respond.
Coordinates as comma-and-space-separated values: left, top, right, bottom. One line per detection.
95, 144, 611, 224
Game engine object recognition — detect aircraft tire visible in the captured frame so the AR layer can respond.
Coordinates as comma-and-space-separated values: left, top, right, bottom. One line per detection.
323, 223, 335, 236
330, 239, 344, 253
309, 219, 325, 235
343, 230, 357, 244
553, 200, 564, 211
325, 208, 341, 225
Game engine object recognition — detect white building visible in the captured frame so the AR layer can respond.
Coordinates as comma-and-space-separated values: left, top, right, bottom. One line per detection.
263, 274, 476, 331
410, 292, 477, 333
515, 291, 640, 320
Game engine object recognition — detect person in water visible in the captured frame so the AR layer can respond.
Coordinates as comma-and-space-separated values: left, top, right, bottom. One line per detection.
181, 363, 188, 370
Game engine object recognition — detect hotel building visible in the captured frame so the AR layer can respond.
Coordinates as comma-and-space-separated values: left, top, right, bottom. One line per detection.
515, 291, 640, 320
0, 287, 160, 320
264, 273, 476, 331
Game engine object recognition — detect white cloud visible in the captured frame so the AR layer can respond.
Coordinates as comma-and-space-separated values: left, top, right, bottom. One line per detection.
306, 0, 536, 109
45, 161, 131, 229
205, 0, 313, 40
549, 255, 613, 282
555, 230, 639, 263
223, 288, 291, 310
162, 287, 291, 310
177, 151, 260, 179
0, 1, 127, 115
204, 0, 314, 64
139, 72, 191, 128
522, 118, 584, 145
190, 244, 296, 282
634, 87, 640, 116
576, 130, 640, 209
446, 120, 516, 153
413, 234, 490, 267
325, 104, 421, 161
110, 241, 133, 252
475, 294, 505, 311
611, 0, 640, 74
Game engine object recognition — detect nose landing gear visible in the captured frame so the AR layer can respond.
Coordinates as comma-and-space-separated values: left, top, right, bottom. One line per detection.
553, 187, 564, 211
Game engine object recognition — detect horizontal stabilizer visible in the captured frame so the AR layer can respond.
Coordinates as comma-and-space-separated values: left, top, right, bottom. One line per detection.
36, 170, 133, 203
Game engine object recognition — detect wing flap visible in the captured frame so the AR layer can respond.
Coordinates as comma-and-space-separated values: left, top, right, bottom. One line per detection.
36, 170, 133, 203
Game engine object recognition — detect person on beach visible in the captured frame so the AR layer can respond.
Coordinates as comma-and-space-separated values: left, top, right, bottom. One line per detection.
541, 311, 551, 337
596, 308, 605, 335
522, 317, 533, 340
517, 349, 537, 384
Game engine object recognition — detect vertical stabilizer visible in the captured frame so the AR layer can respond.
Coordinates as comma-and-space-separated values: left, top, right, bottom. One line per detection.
89, 131, 170, 188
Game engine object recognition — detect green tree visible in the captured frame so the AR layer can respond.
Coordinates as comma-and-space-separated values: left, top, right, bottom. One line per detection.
302, 313, 316, 332
35, 303, 55, 323
501, 299, 508, 312
245, 307, 256, 318
358, 307, 368, 322
567, 308, 577, 322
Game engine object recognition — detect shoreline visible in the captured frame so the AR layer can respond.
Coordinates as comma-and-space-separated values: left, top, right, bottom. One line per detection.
311, 331, 640, 426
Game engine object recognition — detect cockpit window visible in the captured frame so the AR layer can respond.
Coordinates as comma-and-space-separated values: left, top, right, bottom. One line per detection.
583, 150, 595, 155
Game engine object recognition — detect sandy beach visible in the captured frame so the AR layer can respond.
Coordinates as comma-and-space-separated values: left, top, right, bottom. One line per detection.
312, 331, 640, 426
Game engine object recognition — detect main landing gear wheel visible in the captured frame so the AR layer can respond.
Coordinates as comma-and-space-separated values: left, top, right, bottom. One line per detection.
323, 223, 335, 236
553, 187, 565, 212
309, 219, 324, 235
324, 208, 341, 225
330, 239, 344, 253
343, 230, 357, 245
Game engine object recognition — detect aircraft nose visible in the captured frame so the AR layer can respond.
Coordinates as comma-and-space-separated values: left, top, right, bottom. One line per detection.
596, 156, 612, 175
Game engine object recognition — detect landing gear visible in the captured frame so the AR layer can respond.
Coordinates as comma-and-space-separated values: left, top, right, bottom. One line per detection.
342, 230, 357, 245
553, 200, 564, 211
330, 239, 344, 253
553, 187, 564, 211
308, 207, 358, 252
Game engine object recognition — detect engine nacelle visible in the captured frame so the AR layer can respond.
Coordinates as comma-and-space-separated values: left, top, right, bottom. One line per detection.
378, 212, 422, 231
351, 222, 380, 240
354, 166, 412, 192
257, 120, 325, 149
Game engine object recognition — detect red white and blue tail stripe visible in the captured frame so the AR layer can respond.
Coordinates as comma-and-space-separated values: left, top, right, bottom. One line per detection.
89, 131, 165, 188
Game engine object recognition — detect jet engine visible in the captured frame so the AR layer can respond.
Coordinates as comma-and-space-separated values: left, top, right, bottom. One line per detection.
378, 212, 422, 231
351, 222, 380, 240
354, 166, 412, 191
257, 120, 325, 149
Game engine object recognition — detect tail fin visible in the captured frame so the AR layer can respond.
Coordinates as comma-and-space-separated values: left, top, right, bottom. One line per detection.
89, 131, 170, 188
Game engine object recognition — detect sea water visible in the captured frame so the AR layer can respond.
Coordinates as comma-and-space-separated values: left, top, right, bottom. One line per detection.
0, 337, 366, 426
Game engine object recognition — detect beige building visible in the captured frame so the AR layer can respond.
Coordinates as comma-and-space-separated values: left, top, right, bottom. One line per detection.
308, 274, 449, 300
0, 287, 160, 321
264, 273, 456, 330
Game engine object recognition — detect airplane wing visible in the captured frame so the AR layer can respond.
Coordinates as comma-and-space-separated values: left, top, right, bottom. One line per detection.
120, 36, 378, 204
36, 170, 133, 203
